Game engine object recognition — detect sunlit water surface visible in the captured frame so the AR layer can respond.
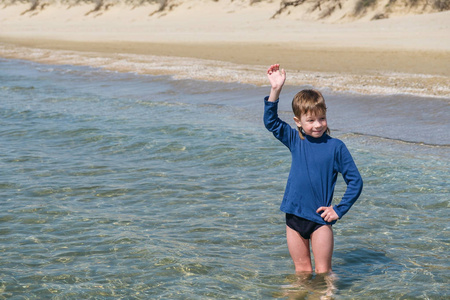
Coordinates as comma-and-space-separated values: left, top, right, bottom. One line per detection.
0, 59, 448, 299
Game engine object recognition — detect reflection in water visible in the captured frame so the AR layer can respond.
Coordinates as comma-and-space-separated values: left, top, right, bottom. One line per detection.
278, 272, 338, 300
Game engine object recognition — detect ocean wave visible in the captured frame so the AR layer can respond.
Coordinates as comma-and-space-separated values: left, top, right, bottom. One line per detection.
1, 44, 449, 99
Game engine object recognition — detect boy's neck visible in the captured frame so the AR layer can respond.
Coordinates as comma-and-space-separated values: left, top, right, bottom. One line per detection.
305, 133, 328, 142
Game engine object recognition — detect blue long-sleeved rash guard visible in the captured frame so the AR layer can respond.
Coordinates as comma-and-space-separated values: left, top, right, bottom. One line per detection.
264, 97, 363, 225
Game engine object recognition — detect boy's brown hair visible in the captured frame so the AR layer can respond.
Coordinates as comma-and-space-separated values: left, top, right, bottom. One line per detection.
292, 89, 330, 139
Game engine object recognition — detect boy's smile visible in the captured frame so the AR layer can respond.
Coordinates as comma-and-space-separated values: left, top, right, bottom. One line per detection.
294, 113, 328, 138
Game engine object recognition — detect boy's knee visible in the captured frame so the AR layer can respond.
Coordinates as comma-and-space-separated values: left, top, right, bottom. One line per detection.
293, 259, 313, 273
315, 266, 332, 274
295, 265, 313, 273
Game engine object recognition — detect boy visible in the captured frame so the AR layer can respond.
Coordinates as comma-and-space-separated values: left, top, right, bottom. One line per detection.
264, 64, 363, 273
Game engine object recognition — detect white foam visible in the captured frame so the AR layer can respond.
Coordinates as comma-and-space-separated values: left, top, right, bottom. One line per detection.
1, 44, 449, 99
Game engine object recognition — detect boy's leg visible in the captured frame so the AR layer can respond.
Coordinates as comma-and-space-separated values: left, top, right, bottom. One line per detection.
286, 225, 313, 273
310, 225, 334, 273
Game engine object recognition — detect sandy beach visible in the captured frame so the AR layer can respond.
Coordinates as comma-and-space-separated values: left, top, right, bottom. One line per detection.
1, 0, 449, 97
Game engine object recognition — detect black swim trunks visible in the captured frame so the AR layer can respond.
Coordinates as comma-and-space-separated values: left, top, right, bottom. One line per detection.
286, 213, 324, 239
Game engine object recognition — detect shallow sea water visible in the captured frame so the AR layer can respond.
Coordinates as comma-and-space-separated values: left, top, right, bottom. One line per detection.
0, 58, 449, 299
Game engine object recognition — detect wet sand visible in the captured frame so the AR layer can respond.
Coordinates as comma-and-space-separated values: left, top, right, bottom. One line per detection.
1, 2, 449, 97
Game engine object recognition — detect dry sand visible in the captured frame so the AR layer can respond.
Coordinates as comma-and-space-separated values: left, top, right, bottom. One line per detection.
1, 1, 449, 97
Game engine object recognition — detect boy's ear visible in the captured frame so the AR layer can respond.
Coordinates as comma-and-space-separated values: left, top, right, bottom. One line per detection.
293, 116, 302, 127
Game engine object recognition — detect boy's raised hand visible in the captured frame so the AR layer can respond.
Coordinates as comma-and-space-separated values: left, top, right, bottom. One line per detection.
267, 64, 286, 90
267, 64, 286, 102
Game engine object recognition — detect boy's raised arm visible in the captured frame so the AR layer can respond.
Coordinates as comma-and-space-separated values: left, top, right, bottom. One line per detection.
267, 64, 286, 102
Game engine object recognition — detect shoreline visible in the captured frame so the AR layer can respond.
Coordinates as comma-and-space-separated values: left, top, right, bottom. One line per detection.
2, 37, 450, 76
1, 38, 449, 98
1, 2, 449, 98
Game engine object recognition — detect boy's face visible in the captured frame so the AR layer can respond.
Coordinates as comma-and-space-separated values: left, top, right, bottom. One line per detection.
294, 112, 327, 138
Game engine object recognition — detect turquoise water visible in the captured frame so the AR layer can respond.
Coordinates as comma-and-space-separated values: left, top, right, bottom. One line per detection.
0, 58, 449, 299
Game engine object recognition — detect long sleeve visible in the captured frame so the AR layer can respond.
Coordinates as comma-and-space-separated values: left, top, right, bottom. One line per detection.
263, 95, 362, 224
263, 97, 296, 149
333, 144, 363, 219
